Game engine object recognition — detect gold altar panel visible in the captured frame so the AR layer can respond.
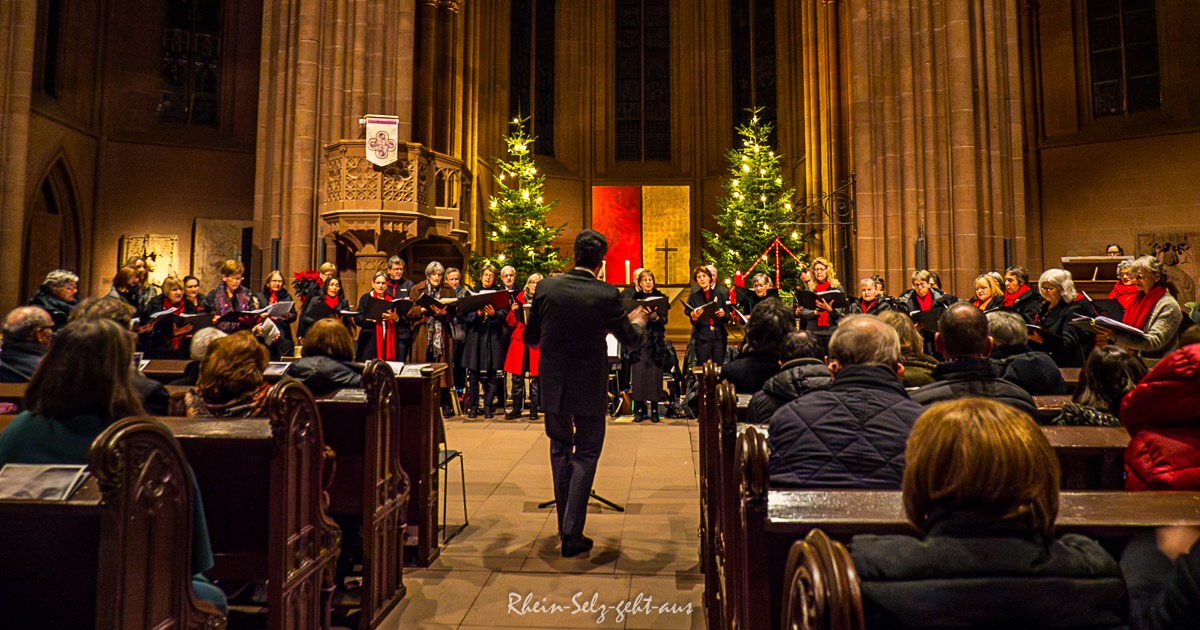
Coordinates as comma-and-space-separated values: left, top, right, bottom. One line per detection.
640, 186, 691, 285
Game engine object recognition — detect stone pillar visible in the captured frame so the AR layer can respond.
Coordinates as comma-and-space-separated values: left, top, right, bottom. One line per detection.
354, 246, 388, 301
847, 0, 1026, 297
0, 0, 38, 308
414, 0, 438, 148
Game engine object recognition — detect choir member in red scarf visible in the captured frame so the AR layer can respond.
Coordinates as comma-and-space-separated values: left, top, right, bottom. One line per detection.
1096, 256, 1183, 366
1001, 266, 1041, 324
797, 257, 844, 338
1108, 259, 1141, 311
688, 265, 730, 365
504, 273, 543, 420
142, 276, 194, 359
898, 269, 954, 355
299, 276, 353, 338
355, 270, 404, 361
254, 269, 297, 359
849, 277, 893, 315
971, 274, 1004, 312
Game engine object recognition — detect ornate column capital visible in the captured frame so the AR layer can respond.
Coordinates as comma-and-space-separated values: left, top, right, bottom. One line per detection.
438, 0, 461, 12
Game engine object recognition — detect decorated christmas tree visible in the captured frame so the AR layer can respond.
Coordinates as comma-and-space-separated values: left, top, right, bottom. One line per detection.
702, 109, 808, 292
473, 117, 568, 277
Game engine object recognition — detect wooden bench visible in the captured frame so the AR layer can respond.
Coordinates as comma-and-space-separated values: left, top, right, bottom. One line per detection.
142, 359, 195, 384
728, 425, 1200, 630
1034, 394, 1072, 422
0, 417, 226, 630
389, 362, 447, 567
314, 360, 409, 628
164, 379, 340, 630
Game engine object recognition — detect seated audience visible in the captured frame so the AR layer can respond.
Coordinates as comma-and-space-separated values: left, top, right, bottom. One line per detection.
28, 268, 78, 330
285, 318, 364, 395
721, 298, 795, 394
848, 277, 893, 315
69, 297, 170, 415
183, 331, 271, 418
1052, 345, 1146, 427
911, 303, 1039, 417
1029, 268, 1094, 368
849, 398, 1127, 629
745, 331, 831, 424
767, 315, 922, 489
1001, 265, 1041, 323
877, 310, 938, 387
0, 306, 53, 383
1100, 255, 1183, 366
1147, 539, 1200, 630
987, 310, 1068, 395
0, 319, 227, 614
169, 327, 227, 387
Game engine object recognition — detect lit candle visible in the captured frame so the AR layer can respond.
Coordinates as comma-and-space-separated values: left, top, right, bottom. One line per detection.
625, 260, 631, 284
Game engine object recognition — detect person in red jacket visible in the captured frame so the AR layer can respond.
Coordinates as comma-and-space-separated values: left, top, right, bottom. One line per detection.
504, 273, 542, 420
1121, 342, 1200, 490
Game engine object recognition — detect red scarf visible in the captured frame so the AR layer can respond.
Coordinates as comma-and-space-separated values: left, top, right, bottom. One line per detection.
1123, 285, 1167, 330
323, 294, 340, 310
860, 299, 876, 313
972, 297, 993, 311
1109, 282, 1140, 310
1003, 284, 1030, 307
916, 290, 933, 311
163, 297, 185, 350
371, 290, 396, 360
268, 290, 279, 305
814, 281, 832, 327
702, 289, 714, 326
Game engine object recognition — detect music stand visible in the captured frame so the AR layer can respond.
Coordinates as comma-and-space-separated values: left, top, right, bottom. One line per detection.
538, 491, 625, 512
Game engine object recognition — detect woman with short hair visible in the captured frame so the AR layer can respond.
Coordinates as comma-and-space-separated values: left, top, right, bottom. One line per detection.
255, 269, 297, 358
1029, 268, 1094, 368
1100, 255, 1183, 365
106, 266, 142, 310
1108, 259, 1139, 311
687, 265, 729, 366
206, 260, 258, 334
849, 277, 892, 315
850, 398, 1126, 628
354, 270, 404, 362
142, 276, 195, 359
1001, 265, 1041, 323
183, 331, 271, 417
504, 273, 543, 420
406, 261, 457, 414
28, 269, 79, 331
285, 318, 363, 395
625, 269, 672, 421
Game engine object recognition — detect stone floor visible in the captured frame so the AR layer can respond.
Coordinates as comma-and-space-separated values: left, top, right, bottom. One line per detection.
378, 413, 705, 629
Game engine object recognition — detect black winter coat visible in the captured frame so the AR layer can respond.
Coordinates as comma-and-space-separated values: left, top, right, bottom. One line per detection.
28, 287, 75, 331
767, 364, 922, 489
745, 358, 832, 424
1032, 299, 1095, 368
992, 344, 1069, 395
284, 356, 363, 396
1003, 284, 1043, 324
720, 350, 781, 394
0, 340, 45, 383
460, 282, 510, 371
910, 357, 1040, 419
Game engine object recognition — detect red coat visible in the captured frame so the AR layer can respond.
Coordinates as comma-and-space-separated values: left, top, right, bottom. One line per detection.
1121, 343, 1200, 490
504, 290, 539, 376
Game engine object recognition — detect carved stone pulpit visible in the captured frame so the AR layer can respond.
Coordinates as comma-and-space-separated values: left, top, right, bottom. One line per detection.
322, 140, 471, 298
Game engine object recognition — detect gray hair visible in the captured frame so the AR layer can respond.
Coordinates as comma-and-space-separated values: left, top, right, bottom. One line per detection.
501, 265, 516, 274
1130, 255, 1167, 286
190, 327, 228, 362
1038, 268, 1077, 303
987, 311, 1028, 348
43, 269, 79, 289
2, 306, 53, 341
828, 314, 901, 367
425, 261, 444, 278
387, 255, 404, 268
1116, 259, 1133, 272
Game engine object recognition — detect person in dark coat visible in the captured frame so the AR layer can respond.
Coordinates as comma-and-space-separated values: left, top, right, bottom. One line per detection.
141, 276, 196, 360
285, 318, 364, 395
524, 230, 647, 557
206, 259, 260, 335
687, 265, 730, 366
27, 269, 78, 331
460, 264, 509, 418
721, 298, 795, 395
69, 297, 170, 415
406, 261, 457, 415
847, 277, 893, 315
106, 266, 144, 312
795, 256, 845, 340
1050, 345, 1146, 427
626, 269, 672, 422
745, 331, 831, 425
768, 315, 923, 489
306, 262, 338, 304
910, 303, 1039, 418
255, 269, 297, 359
504, 274, 543, 420
299, 276, 353, 338
987, 310, 1069, 396
0, 306, 53, 383
383, 255, 415, 362
1001, 265, 1042, 324
896, 269, 955, 356
354, 271, 405, 362
1028, 268, 1095, 368
849, 398, 1127, 630
878, 310, 939, 387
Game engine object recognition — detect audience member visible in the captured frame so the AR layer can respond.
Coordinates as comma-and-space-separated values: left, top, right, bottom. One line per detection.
169, 327, 227, 387
0, 318, 226, 613
28, 269, 78, 330
0, 306, 53, 383
849, 398, 1126, 628
745, 331, 831, 424
767, 315, 922, 488
285, 318, 363, 395
987, 310, 1068, 395
69, 297, 170, 415
1121, 342, 1200, 490
877, 310, 938, 387
911, 304, 1038, 417
721, 298, 795, 394
183, 331, 270, 418
1052, 345, 1146, 427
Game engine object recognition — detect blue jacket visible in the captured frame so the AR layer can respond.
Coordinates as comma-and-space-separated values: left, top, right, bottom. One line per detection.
767, 364, 922, 489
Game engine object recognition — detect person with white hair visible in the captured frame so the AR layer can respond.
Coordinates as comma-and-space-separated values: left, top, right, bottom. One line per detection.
1028, 268, 1094, 368
406, 260, 457, 416
1096, 255, 1184, 366
28, 269, 79, 330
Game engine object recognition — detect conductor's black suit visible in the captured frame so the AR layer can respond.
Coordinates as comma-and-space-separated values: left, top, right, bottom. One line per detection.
524, 267, 643, 539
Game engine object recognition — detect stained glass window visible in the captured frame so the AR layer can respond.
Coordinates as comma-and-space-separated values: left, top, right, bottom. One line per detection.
159, 0, 223, 126
615, 0, 671, 162
1087, 0, 1159, 118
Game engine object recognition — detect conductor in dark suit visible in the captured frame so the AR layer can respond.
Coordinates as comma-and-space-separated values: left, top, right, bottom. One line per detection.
525, 230, 648, 557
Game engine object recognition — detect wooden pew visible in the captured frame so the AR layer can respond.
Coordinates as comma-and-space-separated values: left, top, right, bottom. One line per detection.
314, 360, 410, 628
1034, 394, 1071, 422
1043, 425, 1129, 490
694, 362, 723, 626
165, 379, 340, 630
1061, 367, 1080, 389
780, 530, 864, 630
0, 417, 226, 630
142, 359, 194, 384
730, 426, 1200, 630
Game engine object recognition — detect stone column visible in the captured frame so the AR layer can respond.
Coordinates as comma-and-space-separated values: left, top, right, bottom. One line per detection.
414, 0, 438, 148
0, 0, 38, 307
354, 246, 388, 301
847, 0, 1026, 297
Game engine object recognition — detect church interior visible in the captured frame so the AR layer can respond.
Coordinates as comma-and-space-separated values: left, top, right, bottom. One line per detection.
3, 0, 1200, 628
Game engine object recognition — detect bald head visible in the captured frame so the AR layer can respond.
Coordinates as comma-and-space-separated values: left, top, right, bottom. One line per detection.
828, 315, 902, 368
936, 303, 992, 359
4, 306, 53, 346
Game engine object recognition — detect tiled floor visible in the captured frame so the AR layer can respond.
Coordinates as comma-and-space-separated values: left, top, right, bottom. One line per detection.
379, 413, 705, 629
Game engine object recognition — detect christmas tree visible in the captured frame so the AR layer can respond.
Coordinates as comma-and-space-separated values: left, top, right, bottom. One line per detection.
702, 109, 809, 292
473, 117, 569, 278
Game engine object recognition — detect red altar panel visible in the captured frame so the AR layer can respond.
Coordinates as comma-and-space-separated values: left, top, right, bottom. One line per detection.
591, 186, 642, 285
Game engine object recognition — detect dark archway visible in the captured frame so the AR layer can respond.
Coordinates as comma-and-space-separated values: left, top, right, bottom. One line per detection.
23, 157, 82, 300
400, 236, 468, 284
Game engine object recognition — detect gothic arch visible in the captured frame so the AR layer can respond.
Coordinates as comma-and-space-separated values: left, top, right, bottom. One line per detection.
23, 154, 82, 300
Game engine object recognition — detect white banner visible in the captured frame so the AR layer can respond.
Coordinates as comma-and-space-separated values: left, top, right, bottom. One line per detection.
364, 115, 401, 167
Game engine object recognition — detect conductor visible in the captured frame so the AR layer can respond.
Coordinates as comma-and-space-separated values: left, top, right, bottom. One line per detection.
525, 230, 648, 557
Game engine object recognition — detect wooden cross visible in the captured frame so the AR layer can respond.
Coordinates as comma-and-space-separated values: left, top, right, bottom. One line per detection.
655, 238, 679, 284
